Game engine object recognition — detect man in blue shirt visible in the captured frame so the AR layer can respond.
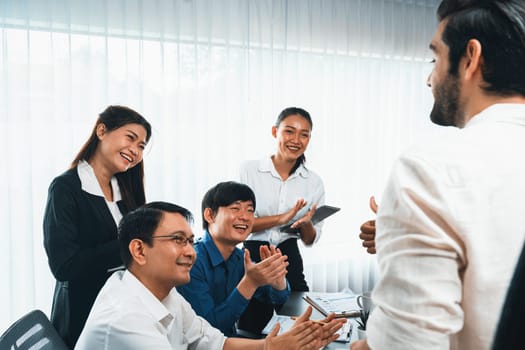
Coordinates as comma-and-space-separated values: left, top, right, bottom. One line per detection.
177, 181, 290, 336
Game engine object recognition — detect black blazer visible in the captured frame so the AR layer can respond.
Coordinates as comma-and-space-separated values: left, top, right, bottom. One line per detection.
43, 168, 128, 348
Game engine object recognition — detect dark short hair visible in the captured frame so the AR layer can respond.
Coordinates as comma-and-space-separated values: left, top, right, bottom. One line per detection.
437, 0, 525, 96
118, 201, 193, 268
201, 181, 256, 230
72, 105, 153, 211
275, 107, 313, 176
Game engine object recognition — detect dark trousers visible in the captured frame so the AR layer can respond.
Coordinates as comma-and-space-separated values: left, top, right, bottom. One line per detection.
238, 239, 309, 334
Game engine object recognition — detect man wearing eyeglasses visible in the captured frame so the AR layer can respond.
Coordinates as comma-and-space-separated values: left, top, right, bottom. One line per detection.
177, 181, 295, 336
75, 201, 343, 349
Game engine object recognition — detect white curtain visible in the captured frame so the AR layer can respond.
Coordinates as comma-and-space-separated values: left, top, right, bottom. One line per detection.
0, 0, 446, 330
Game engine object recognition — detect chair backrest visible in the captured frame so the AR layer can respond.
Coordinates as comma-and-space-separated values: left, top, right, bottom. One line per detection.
0, 310, 69, 350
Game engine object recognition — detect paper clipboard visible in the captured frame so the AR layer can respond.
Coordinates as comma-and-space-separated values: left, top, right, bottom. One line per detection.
302, 293, 361, 318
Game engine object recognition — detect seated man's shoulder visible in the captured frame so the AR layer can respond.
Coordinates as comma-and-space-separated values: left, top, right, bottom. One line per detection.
77, 295, 154, 349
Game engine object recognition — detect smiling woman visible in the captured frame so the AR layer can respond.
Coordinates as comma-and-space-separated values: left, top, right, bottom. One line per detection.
42, 105, 152, 348
241, 107, 323, 292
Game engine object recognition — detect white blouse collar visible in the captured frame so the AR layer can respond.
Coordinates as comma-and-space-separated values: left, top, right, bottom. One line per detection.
77, 160, 122, 202
258, 155, 309, 179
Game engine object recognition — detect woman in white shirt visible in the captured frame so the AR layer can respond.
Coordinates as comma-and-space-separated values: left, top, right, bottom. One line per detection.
43, 105, 152, 348
240, 107, 325, 293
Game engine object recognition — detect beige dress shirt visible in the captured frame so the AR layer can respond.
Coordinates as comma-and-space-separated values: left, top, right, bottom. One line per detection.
367, 104, 525, 350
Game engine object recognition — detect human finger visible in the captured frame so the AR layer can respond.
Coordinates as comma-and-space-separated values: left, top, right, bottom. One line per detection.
320, 319, 346, 346
307, 204, 317, 219
359, 232, 375, 241
321, 312, 336, 323
293, 305, 313, 323
360, 220, 376, 233
294, 322, 321, 347
362, 239, 377, 254
260, 244, 271, 260
268, 322, 280, 338
292, 198, 307, 214
291, 205, 317, 228
295, 198, 307, 208
243, 249, 254, 269
369, 196, 378, 214
255, 254, 288, 280
362, 240, 375, 248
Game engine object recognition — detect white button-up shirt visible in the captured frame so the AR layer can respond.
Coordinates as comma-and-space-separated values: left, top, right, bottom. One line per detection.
77, 160, 123, 225
75, 270, 226, 350
240, 156, 325, 245
367, 104, 525, 350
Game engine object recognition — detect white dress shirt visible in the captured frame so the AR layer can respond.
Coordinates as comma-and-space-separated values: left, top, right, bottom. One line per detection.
367, 104, 525, 350
77, 160, 123, 225
240, 156, 325, 245
75, 270, 226, 350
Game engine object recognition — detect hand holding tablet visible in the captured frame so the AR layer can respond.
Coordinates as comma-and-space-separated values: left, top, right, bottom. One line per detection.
279, 205, 341, 233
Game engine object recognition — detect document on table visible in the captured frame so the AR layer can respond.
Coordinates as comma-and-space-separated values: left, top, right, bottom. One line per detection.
261, 314, 352, 343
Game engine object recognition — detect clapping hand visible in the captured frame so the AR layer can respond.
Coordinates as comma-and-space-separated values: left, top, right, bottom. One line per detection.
289, 204, 317, 230
278, 198, 308, 225
264, 306, 322, 350
244, 248, 288, 290
259, 245, 288, 290
318, 312, 347, 347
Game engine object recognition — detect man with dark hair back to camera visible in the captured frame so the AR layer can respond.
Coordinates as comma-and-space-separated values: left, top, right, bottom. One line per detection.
353, 1, 525, 349
75, 201, 343, 349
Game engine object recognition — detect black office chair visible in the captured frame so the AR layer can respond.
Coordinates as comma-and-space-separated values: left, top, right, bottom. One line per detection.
0, 309, 69, 350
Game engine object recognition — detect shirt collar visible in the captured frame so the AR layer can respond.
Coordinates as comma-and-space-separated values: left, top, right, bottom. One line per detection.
201, 230, 242, 267
78, 160, 122, 201
120, 270, 174, 329
257, 155, 309, 179
466, 103, 525, 128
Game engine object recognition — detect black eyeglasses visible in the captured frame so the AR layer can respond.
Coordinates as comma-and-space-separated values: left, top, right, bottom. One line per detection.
151, 234, 195, 246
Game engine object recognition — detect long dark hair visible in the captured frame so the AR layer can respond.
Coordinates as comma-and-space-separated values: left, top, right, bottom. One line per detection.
275, 107, 313, 176
71, 105, 152, 211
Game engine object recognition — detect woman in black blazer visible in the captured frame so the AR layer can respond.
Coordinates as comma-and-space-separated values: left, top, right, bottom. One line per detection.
43, 105, 152, 348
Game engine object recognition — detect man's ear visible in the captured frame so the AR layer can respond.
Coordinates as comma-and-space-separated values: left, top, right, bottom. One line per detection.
271, 125, 277, 138
129, 239, 147, 266
203, 207, 215, 225
462, 39, 483, 81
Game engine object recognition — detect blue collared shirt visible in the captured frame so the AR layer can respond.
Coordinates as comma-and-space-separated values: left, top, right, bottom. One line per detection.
177, 230, 290, 336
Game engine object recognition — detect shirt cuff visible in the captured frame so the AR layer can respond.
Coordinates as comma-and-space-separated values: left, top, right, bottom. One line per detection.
230, 288, 251, 311
270, 280, 291, 304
